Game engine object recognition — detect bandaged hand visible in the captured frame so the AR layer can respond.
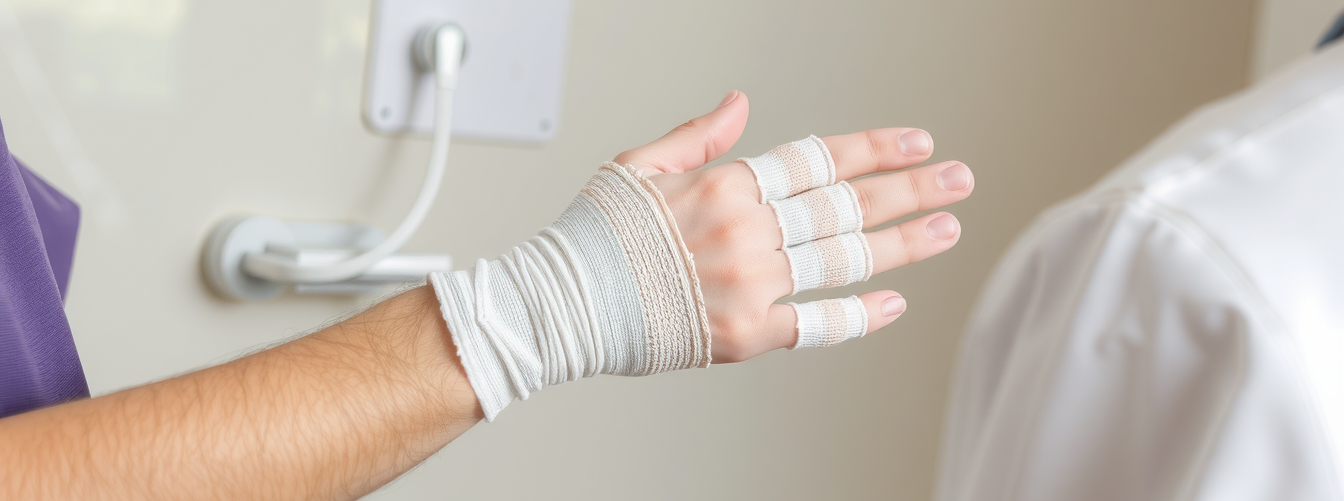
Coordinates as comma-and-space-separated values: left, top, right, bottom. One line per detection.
430, 92, 973, 420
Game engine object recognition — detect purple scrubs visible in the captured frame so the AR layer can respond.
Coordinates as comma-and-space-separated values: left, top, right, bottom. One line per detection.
0, 118, 88, 418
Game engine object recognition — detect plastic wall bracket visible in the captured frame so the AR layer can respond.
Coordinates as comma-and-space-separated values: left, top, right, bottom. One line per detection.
202, 216, 452, 301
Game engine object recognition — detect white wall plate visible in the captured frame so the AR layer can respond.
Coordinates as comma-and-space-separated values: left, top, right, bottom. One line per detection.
362, 0, 571, 143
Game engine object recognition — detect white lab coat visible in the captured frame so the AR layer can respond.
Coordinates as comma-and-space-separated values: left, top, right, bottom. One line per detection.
937, 41, 1344, 500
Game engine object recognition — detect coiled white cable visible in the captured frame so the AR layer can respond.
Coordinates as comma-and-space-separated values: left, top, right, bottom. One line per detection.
242, 24, 465, 284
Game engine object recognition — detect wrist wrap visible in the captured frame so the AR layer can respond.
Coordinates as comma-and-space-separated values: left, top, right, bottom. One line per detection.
430, 162, 712, 421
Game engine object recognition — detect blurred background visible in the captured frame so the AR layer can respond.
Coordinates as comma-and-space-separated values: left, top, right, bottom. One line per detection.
0, 0, 1338, 499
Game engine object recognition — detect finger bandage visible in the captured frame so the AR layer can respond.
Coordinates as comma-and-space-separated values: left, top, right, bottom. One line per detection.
768, 182, 864, 247
740, 135, 836, 203
784, 231, 873, 294
429, 162, 712, 421
790, 296, 868, 349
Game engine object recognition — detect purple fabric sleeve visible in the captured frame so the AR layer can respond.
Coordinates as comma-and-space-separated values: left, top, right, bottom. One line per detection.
16, 159, 79, 302
0, 117, 89, 418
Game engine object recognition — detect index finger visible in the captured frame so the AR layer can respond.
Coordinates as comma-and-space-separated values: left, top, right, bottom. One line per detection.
824, 128, 934, 181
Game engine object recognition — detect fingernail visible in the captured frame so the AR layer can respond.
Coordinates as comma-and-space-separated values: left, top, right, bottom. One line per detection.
898, 129, 932, 156
926, 214, 959, 240
881, 295, 906, 317
716, 90, 739, 110
937, 162, 970, 191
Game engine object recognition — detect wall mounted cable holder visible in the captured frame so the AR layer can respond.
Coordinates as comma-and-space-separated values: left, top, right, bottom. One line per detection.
203, 216, 451, 301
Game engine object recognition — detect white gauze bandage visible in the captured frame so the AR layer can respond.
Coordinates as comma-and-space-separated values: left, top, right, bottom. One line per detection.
744, 135, 875, 350
429, 162, 712, 421
741, 135, 873, 295
768, 181, 864, 247
783, 232, 873, 293
790, 296, 868, 349
740, 135, 836, 203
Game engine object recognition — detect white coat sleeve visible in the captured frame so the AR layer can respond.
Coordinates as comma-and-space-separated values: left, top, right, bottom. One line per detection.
936, 196, 1291, 501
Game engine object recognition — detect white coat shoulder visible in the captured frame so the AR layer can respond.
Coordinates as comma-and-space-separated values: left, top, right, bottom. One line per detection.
939, 41, 1344, 501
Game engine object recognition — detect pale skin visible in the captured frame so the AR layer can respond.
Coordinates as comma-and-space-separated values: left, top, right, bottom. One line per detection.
0, 91, 973, 500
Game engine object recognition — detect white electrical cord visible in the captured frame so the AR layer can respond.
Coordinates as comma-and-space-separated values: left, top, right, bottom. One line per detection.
242, 24, 465, 284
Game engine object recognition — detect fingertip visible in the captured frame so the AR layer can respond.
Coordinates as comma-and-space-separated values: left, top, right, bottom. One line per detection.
881, 293, 907, 317
715, 90, 739, 110
714, 89, 749, 112
860, 291, 906, 334
616, 91, 752, 174
935, 161, 973, 193
951, 161, 983, 197
897, 129, 933, 157
925, 212, 961, 242
703, 91, 749, 153
830, 127, 935, 179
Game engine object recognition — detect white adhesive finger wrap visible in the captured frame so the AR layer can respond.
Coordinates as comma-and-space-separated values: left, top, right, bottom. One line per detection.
430, 162, 712, 421
784, 232, 873, 294
740, 135, 835, 203
790, 296, 868, 349
769, 181, 864, 247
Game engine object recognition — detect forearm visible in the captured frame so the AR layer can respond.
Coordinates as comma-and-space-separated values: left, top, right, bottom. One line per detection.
0, 286, 481, 501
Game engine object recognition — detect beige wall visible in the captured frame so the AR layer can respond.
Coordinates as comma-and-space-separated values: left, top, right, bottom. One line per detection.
0, 1, 1252, 499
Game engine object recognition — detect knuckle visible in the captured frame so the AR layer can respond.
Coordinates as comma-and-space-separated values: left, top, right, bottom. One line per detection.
695, 169, 732, 199
696, 166, 755, 201
719, 315, 756, 338
899, 172, 923, 211
705, 246, 773, 289
712, 261, 753, 287
865, 129, 892, 161
710, 315, 763, 363
854, 186, 876, 221
707, 222, 733, 244
891, 226, 915, 267
671, 120, 699, 135
708, 213, 766, 248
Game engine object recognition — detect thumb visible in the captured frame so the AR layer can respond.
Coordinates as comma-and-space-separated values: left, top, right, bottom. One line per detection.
614, 90, 750, 175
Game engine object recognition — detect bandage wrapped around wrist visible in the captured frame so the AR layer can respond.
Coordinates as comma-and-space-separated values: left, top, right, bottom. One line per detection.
429, 162, 711, 421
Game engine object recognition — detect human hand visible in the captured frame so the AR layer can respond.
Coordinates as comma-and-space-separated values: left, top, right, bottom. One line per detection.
616, 90, 974, 362
431, 90, 973, 420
